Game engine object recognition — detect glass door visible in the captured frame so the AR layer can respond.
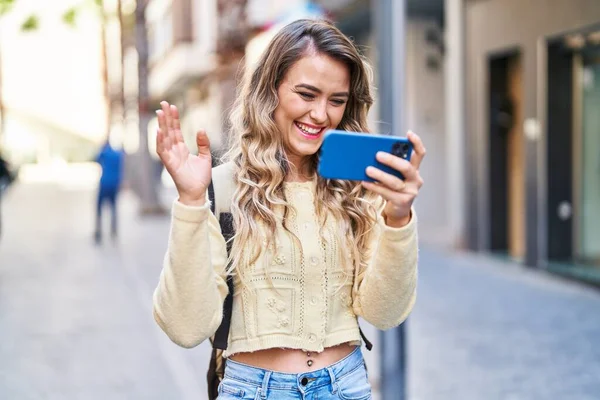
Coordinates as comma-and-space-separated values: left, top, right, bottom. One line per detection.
579, 55, 600, 264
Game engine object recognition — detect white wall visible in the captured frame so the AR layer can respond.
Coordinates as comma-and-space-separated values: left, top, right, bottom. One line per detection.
405, 19, 450, 246
246, 0, 312, 28
193, 0, 217, 53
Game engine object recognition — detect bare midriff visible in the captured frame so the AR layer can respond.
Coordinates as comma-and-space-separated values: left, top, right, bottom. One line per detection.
228, 342, 357, 373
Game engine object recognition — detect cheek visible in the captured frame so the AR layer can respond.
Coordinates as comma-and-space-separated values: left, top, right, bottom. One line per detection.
273, 103, 291, 129
279, 91, 310, 118
330, 106, 347, 127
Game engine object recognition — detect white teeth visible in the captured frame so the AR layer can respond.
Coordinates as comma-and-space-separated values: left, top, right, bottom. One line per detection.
296, 122, 321, 135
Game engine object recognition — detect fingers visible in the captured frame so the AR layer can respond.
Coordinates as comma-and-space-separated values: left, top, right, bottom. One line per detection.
407, 130, 426, 169
156, 126, 164, 155
170, 104, 185, 143
157, 100, 209, 165
363, 131, 425, 222
160, 101, 174, 132
196, 129, 211, 157
156, 126, 171, 155
365, 166, 406, 192
375, 151, 417, 182
156, 107, 167, 137
156, 110, 169, 156
361, 181, 395, 200
170, 105, 181, 130
361, 180, 417, 202
170, 105, 180, 130
156, 101, 185, 150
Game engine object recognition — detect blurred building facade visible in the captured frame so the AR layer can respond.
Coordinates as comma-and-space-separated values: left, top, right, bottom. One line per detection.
324, 0, 600, 281
143, 0, 456, 246
145, 0, 223, 154
143, 0, 600, 280
462, 0, 600, 276
315, 0, 452, 248
275, 0, 600, 279
144, 0, 328, 160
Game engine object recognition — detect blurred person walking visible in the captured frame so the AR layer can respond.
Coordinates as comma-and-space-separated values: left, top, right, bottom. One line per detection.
153, 19, 426, 399
94, 141, 124, 244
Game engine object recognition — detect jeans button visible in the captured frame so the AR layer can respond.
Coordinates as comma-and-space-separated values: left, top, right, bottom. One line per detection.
301, 377, 308, 386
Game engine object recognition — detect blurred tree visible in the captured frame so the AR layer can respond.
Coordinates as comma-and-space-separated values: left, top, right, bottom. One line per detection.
0, 0, 14, 15
0, 1, 11, 145
116, 0, 127, 125
58, 0, 162, 214
0, 1, 48, 149
133, 0, 162, 214
215, 0, 248, 158
20, 14, 38, 30
0, 0, 165, 221
62, 7, 77, 26
2, 0, 250, 213
60, 1, 111, 141
0, 0, 103, 150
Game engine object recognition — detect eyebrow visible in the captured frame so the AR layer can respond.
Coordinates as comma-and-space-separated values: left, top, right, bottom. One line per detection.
294, 83, 349, 98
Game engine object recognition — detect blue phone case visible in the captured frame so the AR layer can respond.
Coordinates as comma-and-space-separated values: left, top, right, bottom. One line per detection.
317, 130, 413, 182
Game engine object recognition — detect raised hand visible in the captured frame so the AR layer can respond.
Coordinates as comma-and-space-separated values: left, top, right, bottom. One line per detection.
156, 101, 212, 206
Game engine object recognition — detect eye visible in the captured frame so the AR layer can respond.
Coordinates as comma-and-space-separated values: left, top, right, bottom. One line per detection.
330, 99, 346, 106
298, 92, 315, 100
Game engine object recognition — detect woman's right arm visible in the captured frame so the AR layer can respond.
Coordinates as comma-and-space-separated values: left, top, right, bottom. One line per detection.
152, 100, 226, 348
152, 200, 229, 348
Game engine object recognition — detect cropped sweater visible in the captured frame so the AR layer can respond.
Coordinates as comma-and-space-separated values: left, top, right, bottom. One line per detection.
153, 162, 419, 357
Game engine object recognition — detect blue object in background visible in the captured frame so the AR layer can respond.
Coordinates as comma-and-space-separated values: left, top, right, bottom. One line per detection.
96, 142, 124, 189
94, 142, 124, 243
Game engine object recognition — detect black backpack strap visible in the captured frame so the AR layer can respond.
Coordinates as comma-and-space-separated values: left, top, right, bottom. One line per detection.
208, 180, 216, 214
208, 180, 235, 351
359, 327, 373, 351
213, 274, 234, 350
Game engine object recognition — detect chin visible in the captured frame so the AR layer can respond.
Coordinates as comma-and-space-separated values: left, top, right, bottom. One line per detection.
294, 143, 322, 157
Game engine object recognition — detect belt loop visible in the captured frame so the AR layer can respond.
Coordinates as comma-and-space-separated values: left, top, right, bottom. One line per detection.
326, 367, 338, 395
260, 371, 271, 399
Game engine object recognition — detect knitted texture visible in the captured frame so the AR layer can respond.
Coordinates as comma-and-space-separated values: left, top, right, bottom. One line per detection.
153, 164, 419, 356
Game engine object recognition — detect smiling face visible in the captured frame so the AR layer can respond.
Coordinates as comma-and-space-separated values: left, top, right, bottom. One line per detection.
274, 53, 350, 174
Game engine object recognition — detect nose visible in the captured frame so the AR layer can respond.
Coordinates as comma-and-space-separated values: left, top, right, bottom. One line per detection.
309, 100, 328, 125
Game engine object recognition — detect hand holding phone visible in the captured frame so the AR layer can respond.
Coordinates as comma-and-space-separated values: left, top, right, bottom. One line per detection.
317, 130, 413, 182
318, 129, 426, 228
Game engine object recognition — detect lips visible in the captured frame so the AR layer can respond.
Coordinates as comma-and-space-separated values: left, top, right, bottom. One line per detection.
294, 121, 325, 139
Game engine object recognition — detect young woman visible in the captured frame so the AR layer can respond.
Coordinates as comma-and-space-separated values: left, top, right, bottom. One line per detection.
153, 18, 425, 400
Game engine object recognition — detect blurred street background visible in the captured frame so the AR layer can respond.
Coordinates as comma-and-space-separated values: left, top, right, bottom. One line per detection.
0, 0, 599, 399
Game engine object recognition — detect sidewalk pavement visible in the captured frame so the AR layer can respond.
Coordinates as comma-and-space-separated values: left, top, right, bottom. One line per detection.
0, 182, 599, 400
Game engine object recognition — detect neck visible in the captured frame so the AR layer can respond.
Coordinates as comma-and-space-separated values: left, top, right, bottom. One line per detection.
286, 154, 313, 183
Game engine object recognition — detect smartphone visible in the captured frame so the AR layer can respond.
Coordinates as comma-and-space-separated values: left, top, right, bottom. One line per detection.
317, 130, 413, 182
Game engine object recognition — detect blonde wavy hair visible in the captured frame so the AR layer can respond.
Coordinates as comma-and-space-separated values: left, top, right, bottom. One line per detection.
223, 19, 378, 282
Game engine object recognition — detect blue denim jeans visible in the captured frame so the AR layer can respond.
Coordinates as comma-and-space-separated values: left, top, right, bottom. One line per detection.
218, 346, 372, 400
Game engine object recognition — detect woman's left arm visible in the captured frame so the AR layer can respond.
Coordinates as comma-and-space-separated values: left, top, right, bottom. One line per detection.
353, 131, 426, 329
